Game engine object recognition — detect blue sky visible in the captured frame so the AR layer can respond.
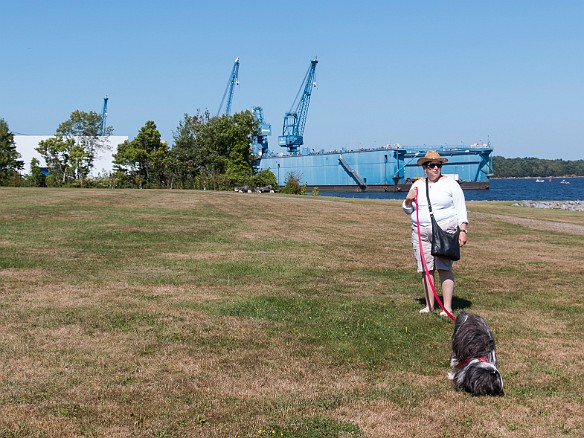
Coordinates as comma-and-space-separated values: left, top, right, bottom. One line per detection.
2, 0, 583, 159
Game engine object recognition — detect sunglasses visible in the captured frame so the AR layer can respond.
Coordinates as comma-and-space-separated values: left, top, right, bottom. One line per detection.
425, 162, 443, 169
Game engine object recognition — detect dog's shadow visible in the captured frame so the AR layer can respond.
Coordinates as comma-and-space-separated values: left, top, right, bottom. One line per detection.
417, 296, 472, 311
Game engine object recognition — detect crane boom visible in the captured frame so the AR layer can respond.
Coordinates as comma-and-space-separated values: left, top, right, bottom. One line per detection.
100, 97, 108, 136
217, 57, 240, 117
278, 58, 318, 154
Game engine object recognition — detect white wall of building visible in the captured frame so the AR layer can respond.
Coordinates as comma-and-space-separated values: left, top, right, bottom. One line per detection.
14, 136, 128, 176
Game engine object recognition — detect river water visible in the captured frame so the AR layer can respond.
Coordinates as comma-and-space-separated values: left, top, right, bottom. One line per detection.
319, 177, 584, 201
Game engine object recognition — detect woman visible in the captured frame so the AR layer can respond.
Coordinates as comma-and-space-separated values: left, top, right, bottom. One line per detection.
402, 150, 468, 316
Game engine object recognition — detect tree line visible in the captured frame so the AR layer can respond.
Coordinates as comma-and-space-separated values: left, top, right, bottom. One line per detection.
491, 156, 584, 178
0, 110, 277, 190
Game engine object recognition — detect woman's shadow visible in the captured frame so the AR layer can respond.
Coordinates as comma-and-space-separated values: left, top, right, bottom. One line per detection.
417, 296, 472, 311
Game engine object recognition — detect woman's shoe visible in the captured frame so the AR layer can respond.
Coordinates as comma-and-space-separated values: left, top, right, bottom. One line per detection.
439, 310, 453, 317
419, 307, 432, 314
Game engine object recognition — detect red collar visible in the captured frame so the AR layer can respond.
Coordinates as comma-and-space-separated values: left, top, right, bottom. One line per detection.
456, 357, 489, 369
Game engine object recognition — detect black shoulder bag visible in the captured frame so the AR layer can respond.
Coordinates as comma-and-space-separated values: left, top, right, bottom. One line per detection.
425, 178, 461, 261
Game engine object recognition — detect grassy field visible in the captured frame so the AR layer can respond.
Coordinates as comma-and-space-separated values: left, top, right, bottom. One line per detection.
0, 187, 582, 437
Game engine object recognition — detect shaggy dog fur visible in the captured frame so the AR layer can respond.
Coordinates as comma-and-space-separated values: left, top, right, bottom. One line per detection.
448, 312, 504, 396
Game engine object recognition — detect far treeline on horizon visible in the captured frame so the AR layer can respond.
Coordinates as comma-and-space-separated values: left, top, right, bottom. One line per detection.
1, 111, 583, 189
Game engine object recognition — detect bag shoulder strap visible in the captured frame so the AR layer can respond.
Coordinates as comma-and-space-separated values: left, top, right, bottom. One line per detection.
425, 178, 434, 215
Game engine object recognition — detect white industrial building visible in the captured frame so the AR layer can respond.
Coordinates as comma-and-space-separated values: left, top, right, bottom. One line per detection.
14, 135, 129, 176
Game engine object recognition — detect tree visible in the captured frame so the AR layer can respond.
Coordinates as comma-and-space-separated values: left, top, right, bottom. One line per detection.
113, 121, 169, 188
56, 110, 113, 184
28, 158, 46, 187
0, 119, 24, 185
194, 115, 230, 189
169, 112, 209, 189
169, 110, 258, 190
35, 136, 77, 186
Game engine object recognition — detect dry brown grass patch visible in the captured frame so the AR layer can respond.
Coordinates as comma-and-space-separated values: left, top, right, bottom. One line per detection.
0, 268, 46, 283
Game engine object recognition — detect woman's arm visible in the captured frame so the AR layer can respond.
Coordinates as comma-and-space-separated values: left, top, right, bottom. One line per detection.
402, 183, 420, 214
450, 180, 468, 226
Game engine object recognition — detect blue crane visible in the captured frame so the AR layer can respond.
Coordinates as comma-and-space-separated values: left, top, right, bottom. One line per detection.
100, 97, 108, 136
216, 57, 240, 117
278, 58, 318, 154
251, 106, 272, 162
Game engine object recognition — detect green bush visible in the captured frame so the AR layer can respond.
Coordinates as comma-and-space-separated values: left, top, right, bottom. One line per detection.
29, 159, 47, 187
45, 174, 59, 187
281, 173, 303, 195
3, 171, 23, 187
251, 169, 277, 189
300, 182, 308, 195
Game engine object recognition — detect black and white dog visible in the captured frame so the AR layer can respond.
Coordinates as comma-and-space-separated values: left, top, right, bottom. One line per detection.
448, 312, 504, 396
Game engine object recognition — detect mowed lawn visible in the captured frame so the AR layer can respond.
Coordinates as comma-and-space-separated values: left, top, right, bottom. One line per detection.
0, 188, 582, 437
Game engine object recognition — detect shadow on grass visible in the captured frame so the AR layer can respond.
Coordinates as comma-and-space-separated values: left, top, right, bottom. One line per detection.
416, 296, 472, 311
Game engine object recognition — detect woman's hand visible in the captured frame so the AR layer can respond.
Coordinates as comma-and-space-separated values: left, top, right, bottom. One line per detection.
404, 187, 417, 207
459, 230, 467, 247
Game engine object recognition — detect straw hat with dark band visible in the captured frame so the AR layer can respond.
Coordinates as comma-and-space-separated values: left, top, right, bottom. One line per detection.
417, 150, 448, 166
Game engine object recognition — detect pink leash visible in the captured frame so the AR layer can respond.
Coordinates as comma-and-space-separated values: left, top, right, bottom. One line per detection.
414, 189, 456, 322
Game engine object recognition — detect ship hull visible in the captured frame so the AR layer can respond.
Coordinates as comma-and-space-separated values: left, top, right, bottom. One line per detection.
258, 146, 493, 191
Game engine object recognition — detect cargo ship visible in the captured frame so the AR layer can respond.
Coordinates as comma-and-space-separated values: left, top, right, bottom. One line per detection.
257, 143, 493, 192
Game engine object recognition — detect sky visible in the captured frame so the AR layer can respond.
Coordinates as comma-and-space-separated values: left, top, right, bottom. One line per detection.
2, 0, 583, 160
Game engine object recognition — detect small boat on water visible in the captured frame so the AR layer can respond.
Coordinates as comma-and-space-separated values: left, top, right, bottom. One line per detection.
535, 178, 545, 182
560, 179, 570, 184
